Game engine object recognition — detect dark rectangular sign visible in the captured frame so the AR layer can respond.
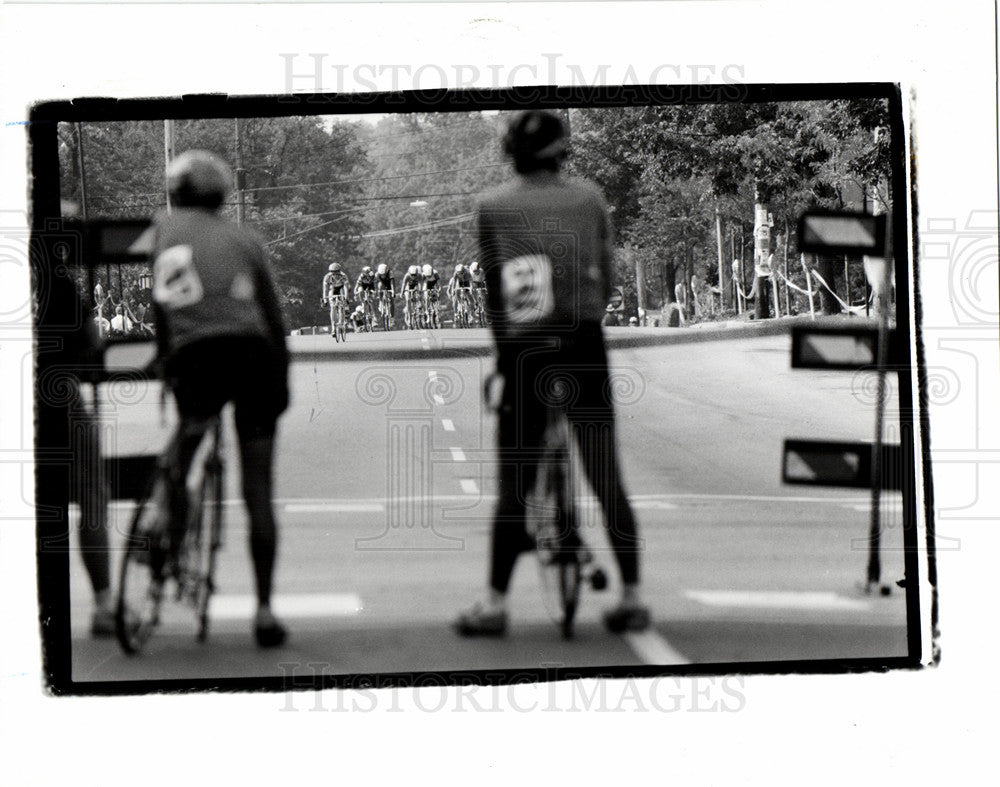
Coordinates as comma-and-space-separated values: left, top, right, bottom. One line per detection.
87, 218, 154, 263
782, 439, 903, 490
798, 210, 886, 256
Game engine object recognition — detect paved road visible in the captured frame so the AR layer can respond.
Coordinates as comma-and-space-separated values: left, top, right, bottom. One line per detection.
70, 328, 909, 683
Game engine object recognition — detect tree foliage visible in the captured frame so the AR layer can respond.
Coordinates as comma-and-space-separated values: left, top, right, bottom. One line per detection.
59, 98, 892, 331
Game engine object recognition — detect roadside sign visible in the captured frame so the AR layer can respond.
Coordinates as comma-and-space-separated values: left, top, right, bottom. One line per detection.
782, 440, 903, 490
797, 210, 886, 257
790, 324, 902, 371
87, 218, 154, 261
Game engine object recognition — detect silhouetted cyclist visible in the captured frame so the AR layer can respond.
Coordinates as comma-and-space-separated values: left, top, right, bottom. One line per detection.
150, 150, 289, 648
455, 110, 649, 637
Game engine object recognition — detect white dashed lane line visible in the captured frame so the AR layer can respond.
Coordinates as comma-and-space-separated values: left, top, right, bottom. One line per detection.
210, 592, 363, 619
685, 590, 871, 611
442, 419, 456, 432
624, 629, 691, 665
460, 478, 480, 494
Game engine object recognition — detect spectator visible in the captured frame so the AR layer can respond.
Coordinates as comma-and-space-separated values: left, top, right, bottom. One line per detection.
455, 110, 649, 637
110, 304, 133, 333
150, 150, 290, 648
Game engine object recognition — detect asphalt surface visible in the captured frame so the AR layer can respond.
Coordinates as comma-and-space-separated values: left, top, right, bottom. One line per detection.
69, 320, 910, 685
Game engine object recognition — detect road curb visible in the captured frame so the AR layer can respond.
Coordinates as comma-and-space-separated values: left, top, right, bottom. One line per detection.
288, 316, 814, 363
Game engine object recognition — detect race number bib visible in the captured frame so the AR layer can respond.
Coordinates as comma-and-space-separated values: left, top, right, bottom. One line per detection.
500, 254, 554, 325
153, 245, 204, 309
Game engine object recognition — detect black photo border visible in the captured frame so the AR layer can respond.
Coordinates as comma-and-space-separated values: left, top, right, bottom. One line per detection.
28, 81, 932, 697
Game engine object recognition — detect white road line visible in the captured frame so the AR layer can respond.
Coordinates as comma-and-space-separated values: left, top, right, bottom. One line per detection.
629, 493, 871, 505
285, 503, 384, 513
427, 370, 445, 404
460, 478, 480, 494
450, 447, 466, 461
105, 492, 866, 513
685, 590, 871, 611
846, 502, 903, 512
441, 419, 456, 432
210, 592, 363, 619
624, 629, 690, 665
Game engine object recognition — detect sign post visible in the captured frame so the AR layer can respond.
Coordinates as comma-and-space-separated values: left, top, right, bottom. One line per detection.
786, 210, 899, 596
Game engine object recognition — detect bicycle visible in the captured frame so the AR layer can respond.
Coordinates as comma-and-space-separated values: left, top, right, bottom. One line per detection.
403, 288, 421, 330
325, 292, 348, 342
472, 286, 488, 327
423, 288, 442, 329
357, 290, 375, 333
453, 286, 473, 328
377, 289, 393, 331
115, 413, 225, 654
485, 372, 608, 639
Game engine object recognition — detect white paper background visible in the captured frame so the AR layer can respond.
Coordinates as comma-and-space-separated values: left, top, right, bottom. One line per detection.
1, 1, 997, 783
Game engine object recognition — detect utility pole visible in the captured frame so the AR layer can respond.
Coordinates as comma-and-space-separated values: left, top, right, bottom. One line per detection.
164, 120, 175, 212
752, 185, 772, 319
234, 118, 246, 225
714, 200, 727, 311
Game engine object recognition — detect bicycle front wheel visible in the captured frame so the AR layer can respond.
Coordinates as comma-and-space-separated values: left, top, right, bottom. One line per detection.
191, 458, 223, 642
115, 470, 170, 654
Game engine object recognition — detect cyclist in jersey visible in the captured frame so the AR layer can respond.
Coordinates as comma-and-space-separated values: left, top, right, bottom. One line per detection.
150, 150, 289, 648
469, 260, 488, 324
421, 263, 441, 293
447, 263, 472, 300
400, 264, 423, 327
421, 263, 442, 328
354, 265, 376, 328
374, 262, 396, 322
322, 263, 351, 335
455, 110, 648, 637
355, 265, 376, 299
349, 303, 367, 332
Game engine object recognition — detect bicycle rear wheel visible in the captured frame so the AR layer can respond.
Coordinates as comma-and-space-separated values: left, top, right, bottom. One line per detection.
529, 435, 582, 639
115, 469, 169, 654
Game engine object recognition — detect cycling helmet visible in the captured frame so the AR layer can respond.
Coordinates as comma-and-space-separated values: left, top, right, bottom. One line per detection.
455, 263, 465, 273
166, 150, 232, 210
503, 110, 568, 166
377, 263, 388, 275
329, 263, 342, 272
408, 265, 419, 276
363, 266, 372, 274
469, 261, 480, 272
422, 264, 433, 277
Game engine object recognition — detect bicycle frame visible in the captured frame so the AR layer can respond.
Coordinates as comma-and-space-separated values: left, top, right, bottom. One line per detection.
115, 412, 226, 653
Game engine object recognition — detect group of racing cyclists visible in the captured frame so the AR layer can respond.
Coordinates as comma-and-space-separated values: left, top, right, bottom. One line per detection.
321, 259, 488, 334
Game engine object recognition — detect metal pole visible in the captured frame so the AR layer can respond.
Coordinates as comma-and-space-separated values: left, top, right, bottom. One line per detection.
844, 255, 851, 312
866, 203, 892, 594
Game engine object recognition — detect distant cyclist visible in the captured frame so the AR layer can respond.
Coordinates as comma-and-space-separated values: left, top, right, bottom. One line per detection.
447, 262, 472, 300
469, 260, 488, 324
150, 150, 289, 648
321, 262, 351, 334
374, 262, 396, 325
455, 110, 649, 637
421, 263, 442, 328
448, 263, 474, 326
400, 264, 424, 328
349, 303, 368, 332
355, 265, 376, 327
355, 265, 376, 299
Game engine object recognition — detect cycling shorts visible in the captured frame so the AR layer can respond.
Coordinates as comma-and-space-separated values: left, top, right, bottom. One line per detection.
166, 336, 287, 439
